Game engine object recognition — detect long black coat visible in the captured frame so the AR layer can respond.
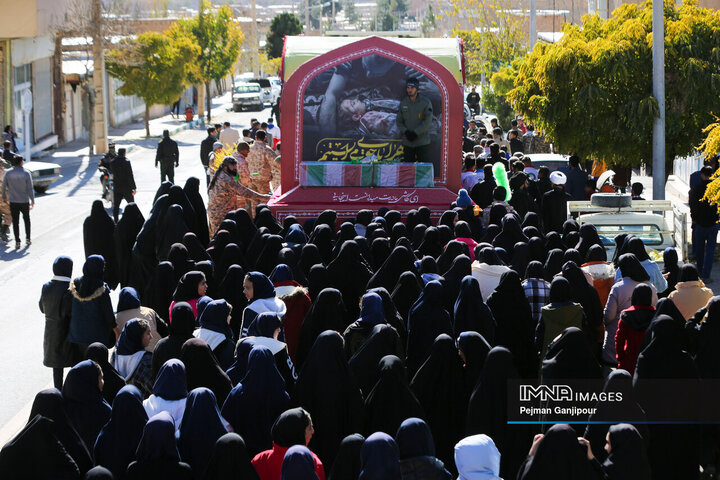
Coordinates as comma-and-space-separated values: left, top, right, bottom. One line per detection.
110, 155, 136, 195
541, 188, 572, 235
39, 277, 76, 368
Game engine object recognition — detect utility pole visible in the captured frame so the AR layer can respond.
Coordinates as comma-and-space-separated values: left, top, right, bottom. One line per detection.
529, 0, 537, 50
652, 0, 665, 199
331, 0, 336, 29
252, 0, 259, 76
196, 0, 205, 121
92, 0, 108, 154
305, 0, 310, 32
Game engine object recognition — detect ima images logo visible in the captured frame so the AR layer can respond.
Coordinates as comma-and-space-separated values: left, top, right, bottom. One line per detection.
519, 385, 573, 402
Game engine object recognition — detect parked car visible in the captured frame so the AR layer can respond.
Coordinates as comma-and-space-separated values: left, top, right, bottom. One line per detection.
1, 152, 62, 193
246, 78, 273, 106
523, 153, 569, 173
268, 76, 281, 104
232, 83, 264, 112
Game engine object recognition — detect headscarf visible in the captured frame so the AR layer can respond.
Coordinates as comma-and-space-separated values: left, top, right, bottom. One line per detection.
525, 260, 545, 280
294, 331, 363, 467
542, 327, 602, 380
115, 319, 146, 356
410, 334, 466, 467
359, 292, 385, 327
28, 388, 93, 474
545, 231, 565, 251
75, 255, 106, 298
135, 411, 180, 462
115, 203, 145, 286
85, 343, 125, 403
93, 385, 148, 478
602, 424, 651, 480
329, 434, 365, 480
197, 299, 234, 344
152, 359, 188, 400
221, 345, 290, 454
586, 244, 607, 262
454, 434, 502, 480
492, 214, 529, 252
180, 338, 232, 406
679, 263, 700, 282
296, 288, 347, 368
617, 253, 650, 282
624, 236, 651, 261
359, 432, 401, 480
367, 245, 416, 292
254, 208, 283, 235
203, 432, 260, 480
457, 331, 492, 395
454, 275, 495, 341
83, 200, 117, 289
486, 271, 536, 377
406, 280, 453, 377
168, 243, 194, 277
308, 224, 336, 264
612, 234, 629, 267
391, 271, 423, 323
517, 424, 594, 480
562, 248, 582, 266
307, 264, 330, 303
543, 248, 564, 281
662, 247, 680, 294
528, 237, 546, 263
327, 240, 374, 318
177, 387, 228, 477
364, 355, 424, 437
173, 271, 205, 302
437, 240, 469, 274
368, 287, 408, 346
478, 247, 503, 266
152, 302, 195, 379
62, 360, 112, 450
285, 223, 309, 247
417, 226, 443, 258
183, 177, 210, 246
575, 223, 603, 259
143, 261, 176, 320
281, 445, 320, 480
561, 260, 604, 332
395, 417, 435, 459
349, 324, 404, 395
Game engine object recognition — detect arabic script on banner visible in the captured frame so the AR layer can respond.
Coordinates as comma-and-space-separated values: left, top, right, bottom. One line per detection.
331, 190, 419, 204
316, 137, 403, 162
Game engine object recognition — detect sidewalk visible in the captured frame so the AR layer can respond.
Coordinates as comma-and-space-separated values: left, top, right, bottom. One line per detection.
110, 91, 234, 154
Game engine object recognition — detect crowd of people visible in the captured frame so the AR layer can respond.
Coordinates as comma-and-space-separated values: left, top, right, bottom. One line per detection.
1, 158, 719, 479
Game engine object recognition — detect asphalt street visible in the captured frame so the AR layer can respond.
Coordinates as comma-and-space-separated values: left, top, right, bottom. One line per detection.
0, 104, 274, 443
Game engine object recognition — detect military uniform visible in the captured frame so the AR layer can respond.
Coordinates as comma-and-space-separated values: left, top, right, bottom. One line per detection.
396, 93, 433, 163
246, 140, 276, 216
208, 170, 268, 236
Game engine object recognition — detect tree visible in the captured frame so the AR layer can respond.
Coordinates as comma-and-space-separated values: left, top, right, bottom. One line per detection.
421, 4, 437, 36
266, 13, 303, 60
106, 32, 199, 137
169, 1, 244, 122
373, 0, 407, 31
442, 0, 526, 83
483, 64, 518, 129
300, 0, 343, 31
508, 0, 720, 169
344, 0, 359, 26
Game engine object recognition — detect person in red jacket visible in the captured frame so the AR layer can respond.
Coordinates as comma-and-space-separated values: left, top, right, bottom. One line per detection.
271, 264, 312, 364
615, 284, 656, 375
252, 407, 326, 480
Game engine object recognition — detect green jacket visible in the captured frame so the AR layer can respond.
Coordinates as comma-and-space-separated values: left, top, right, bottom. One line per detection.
396, 94, 434, 147
538, 303, 584, 359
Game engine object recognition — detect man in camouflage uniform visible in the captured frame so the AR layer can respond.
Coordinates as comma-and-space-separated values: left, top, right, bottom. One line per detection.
245, 130, 276, 216
208, 156, 270, 236
0, 154, 11, 242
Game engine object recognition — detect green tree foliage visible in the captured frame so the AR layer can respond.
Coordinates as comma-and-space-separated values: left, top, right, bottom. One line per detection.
169, 1, 244, 121
344, 0, 359, 25
421, 4, 437, 36
300, 0, 343, 30
509, 0, 720, 168
373, 0, 408, 31
482, 65, 518, 128
106, 31, 199, 136
266, 13, 303, 59
443, 0, 526, 83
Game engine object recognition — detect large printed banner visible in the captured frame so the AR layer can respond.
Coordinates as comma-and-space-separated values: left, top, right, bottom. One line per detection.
302, 54, 442, 173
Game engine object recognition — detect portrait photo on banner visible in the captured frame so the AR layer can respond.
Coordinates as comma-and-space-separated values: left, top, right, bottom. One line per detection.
302, 53, 442, 173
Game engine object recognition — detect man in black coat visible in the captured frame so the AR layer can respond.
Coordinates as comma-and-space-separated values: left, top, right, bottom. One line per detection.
470, 163, 496, 208
689, 165, 720, 281
509, 172, 537, 220
541, 171, 572, 234
155, 130, 179, 184
109, 148, 136, 223
199, 126, 217, 185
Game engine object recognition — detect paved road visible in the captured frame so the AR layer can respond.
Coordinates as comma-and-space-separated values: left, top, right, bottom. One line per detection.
0, 105, 274, 442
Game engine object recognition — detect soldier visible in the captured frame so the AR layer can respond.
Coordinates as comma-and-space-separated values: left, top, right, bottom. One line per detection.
208, 156, 270, 235
245, 130, 275, 216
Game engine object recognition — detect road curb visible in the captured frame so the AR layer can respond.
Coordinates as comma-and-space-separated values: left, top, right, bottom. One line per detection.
117, 117, 207, 154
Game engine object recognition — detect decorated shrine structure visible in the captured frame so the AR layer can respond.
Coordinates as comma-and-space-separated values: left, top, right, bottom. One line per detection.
268, 35, 465, 221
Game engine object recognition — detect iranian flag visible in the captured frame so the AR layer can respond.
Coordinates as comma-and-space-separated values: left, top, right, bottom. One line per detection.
373, 163, 434, 187
300, 162, 373, 187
